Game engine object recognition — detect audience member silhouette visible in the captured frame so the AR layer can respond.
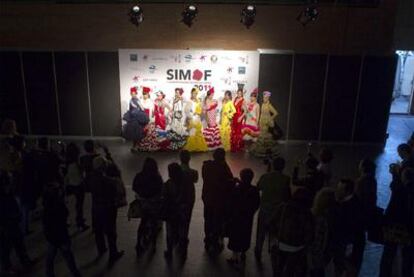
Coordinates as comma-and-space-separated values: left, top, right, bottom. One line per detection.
293, 156, 325, 200
43, 182, 82, 277
254, 157, 291, 262
88, 156, 124, 266
317, 148, 333, 187
132, 157, 163, 255
64, 143, 89, 232
226, 168, 260, 268
79, 140, 100, 191
269, 187, 314, 277
202, 148, 234, 255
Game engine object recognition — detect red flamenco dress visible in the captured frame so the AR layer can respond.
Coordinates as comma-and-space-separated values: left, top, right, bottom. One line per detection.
203, 101, 222, 149
154, 103, 166, 131
230, 97, 245, 152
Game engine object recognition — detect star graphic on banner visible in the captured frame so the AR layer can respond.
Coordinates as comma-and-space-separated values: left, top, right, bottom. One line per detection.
200, 55, 207, 61
132, 75, 140, 82
227, 67, 233, 73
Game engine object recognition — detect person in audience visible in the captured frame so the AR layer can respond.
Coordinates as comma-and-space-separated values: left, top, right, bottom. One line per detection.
332, 178, 365, 277
80, 140, 100, 191
202, 148, 234, 255
0, 119, 18, 171
269, 188, 314, 277
354, 158, 377, 220
64, 143, 89, 232
226, 168, 260, 268
317, 148, 333, 186
309, 188, 337, 277
179, 150, 198, 258
0, 170, 32, 275
132, 157, 163, 256
254, 157, 291, 262
89, 156, 124, 266
43, 182, 82, 277
397, 143, 414, 174
380, 167, 414, 277
292, 156, 325, 200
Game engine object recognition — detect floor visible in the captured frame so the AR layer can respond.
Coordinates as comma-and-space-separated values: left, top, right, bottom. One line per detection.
14, 115, 414, 277
390, 95, 411, 114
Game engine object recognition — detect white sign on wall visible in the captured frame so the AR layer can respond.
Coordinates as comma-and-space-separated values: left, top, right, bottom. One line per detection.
118, 49, 260, 117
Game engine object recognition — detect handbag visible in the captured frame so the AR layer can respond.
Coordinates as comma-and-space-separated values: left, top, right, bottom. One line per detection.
127, 199, 143, 221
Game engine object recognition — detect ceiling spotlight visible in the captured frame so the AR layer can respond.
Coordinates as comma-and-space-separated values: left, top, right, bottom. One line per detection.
240, 5, 256, 29
129, 4, 144, 27
182, 4, 198, 28
297, 6, 319, 26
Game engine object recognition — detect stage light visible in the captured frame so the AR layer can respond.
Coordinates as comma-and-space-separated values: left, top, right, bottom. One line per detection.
240, 4, 256, 29
129, 4, 144, 27
182, 4, 198, 28
297, 6, 319, 26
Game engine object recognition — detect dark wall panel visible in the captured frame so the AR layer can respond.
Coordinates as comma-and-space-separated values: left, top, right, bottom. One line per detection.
87, 52, 121, 136
0, 52, 28, 134
55, 52, 91, 136
23, 52, 59, 135
258, 54, 292, 134
321, 56, 361, 142
289, 54, 327, 140
354, 55, 397, 143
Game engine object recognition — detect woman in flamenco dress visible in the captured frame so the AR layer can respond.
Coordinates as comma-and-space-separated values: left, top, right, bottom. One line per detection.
220, 90, 236, 151
202, 87, 222, 150
230, 88, 245, 152
241, 89, 260, 147
183, 87, 208, 152
167, 88, 188, 150
153, 91, 171, 150
250, 91, 280, 157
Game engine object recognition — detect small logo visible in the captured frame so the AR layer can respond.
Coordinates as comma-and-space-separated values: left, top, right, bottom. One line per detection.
238, 67, 246, 74
227, 67, 233, 73
130, 54, 138, 62
210, 55, 218, 63
149, 65, 156, 73
132, 75, 140, 82
200, 55, 207, 62
142, 55, 148, 61
184, 54, 192, 62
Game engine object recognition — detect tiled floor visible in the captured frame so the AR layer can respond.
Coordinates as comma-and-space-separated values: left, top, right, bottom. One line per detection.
16, 115, 414, 277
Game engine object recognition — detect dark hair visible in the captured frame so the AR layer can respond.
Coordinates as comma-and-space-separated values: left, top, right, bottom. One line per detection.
168, 162, 183, 183
273, 157, 286, 171
213, 148, 226, 162
66, 143, 80, 164
180, 150, 191, 164
83, 140, 95, 153
142, 157, 160, 177
360, 158, 376, 175
306, 156, 319, 170
398, 143, 411, 155
38, 137, 50, 150
319, 148, 333, 163
339, 178, 354, 195
240, 168, 254, 184
224, 90, 232, 100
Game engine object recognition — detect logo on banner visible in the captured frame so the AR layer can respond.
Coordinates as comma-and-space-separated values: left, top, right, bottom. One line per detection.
200, 55, 207, 62
130, 54, 138, 62
227, 67, 233, 73
184, 55, 193, 63
210, 55, 218, 63
143, 55, 148, 61
132, 75, 140, 82
238, 67, 246, 74
149, 65, 157, 73
166, 69, 212, 82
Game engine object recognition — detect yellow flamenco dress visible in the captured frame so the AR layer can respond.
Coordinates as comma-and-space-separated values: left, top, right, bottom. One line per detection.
184, 101, 208, 152
220, 101, 236, 151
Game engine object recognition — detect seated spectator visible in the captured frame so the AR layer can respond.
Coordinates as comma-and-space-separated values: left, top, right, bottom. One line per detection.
43, 182, 82, 277
64, 143, 89, 232
269, 188, 314, 277
226, 168, 260, 268
309, 188, 337, 277
317, 147, 333, 186
254, 157, 291, 262
89, 156, 124, 266
333, 178, 365, 277
202, 148, 234, 255
0, 170, 32, 275
132, 157, 163, 256
293, 156, 325, 200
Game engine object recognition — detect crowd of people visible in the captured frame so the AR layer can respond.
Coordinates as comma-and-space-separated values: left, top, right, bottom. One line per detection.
0, 118, 413, 277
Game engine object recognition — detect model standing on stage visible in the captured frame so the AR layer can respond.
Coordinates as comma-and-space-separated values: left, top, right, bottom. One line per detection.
231, 88, 245, 152
241, 90, 260, 143
220, 91, 236, 151
153, 91, 171, 132
168, 88, 188, 150
203, 88, 222, 149
184, 87, 208, 152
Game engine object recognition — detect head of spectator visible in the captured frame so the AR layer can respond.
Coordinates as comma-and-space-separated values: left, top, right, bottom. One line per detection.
305, 156, 319, 172
0, 170, 13, 196
311, 187, 336, 216
1, 119, 17, 137
397, 143, 412, 161
272, 157, 286, 172
180, 150, 191, 165
93, 156, 108, 173
213, 148, 226, 162
358, 158, 376, 176
335, 178, 355, 202
38, 137, 50, 151
319, 147, 333, 164
168, 162, 183, 183
291, 187, 313, 208
9, 135, 26, 152
66, 143, 80, 164
142, 157, 160, 177
240, 168, 254, 185
83, 139, 96, 155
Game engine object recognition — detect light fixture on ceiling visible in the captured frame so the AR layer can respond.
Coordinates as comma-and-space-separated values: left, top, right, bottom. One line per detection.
240, 4, 256, 29
129, 4, 144, 27
182, 4, 198, 28
297, 5, 319, 26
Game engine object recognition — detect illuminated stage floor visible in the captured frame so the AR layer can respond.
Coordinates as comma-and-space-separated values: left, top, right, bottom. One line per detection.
21, 115, 414, 277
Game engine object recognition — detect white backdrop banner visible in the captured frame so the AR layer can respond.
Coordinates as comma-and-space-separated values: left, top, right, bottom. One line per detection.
118, 49, 260, 117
